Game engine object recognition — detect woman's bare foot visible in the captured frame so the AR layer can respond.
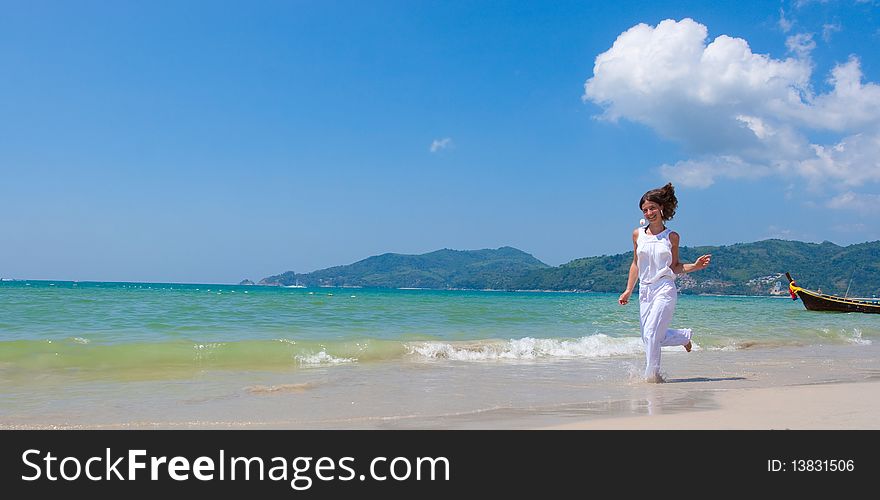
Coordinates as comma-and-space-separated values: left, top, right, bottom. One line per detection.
684, 341, 692, 352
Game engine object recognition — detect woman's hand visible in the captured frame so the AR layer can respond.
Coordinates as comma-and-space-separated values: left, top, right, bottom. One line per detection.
618, 290, 632, 305
694, 254, 711, 270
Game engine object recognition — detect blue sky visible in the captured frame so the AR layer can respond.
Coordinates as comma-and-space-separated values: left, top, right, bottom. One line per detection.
2, 0, 879, 283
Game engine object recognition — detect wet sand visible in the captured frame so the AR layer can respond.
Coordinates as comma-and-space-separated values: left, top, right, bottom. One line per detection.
542, 380, 880, 429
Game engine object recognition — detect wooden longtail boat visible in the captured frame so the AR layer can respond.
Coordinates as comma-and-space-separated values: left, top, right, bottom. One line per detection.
786, 273, 880, 314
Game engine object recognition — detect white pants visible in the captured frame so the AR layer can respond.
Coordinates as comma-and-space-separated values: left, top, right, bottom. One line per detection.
639, 280, 692, 379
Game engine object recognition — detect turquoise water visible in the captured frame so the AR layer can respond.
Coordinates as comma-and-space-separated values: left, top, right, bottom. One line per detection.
0, 280, 876, 379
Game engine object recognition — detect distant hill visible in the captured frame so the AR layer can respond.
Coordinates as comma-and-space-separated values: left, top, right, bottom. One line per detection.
258, 240, 880, 296
259, 247, 551, 289
513, 239, 880, 296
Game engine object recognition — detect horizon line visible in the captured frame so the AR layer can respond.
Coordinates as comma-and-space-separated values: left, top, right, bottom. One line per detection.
3, 237, 875, 285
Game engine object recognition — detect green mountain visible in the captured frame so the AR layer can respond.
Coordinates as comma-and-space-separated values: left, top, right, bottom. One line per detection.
514, 239, 880, 296
259, 246, 551, 289
259, 240, 880, 297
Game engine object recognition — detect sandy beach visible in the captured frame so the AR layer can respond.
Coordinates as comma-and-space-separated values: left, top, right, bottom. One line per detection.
543, 380, 880, 430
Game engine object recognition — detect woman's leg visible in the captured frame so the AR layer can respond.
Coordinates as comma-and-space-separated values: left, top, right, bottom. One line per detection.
640, 281, 677, 380
660, 328, 691, 347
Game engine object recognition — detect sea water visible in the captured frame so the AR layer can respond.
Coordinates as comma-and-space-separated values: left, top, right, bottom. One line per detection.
1, 280, 878, 428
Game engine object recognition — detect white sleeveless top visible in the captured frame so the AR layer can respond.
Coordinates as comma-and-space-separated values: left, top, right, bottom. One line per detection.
636, 228, 675, 285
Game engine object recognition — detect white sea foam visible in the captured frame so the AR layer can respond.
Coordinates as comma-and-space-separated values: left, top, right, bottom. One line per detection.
72, 337, 90, 344
821, 327, 873, 346
407, 335, 644, 361
295, 351, 356, 365
194, 343, 225, 350
849, 328, 872, 345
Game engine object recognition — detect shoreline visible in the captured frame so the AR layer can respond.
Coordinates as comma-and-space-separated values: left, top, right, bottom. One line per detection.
3, 343, 878, 430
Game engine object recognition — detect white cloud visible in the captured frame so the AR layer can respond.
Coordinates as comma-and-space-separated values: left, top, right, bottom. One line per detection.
779, 8, 794, 33
822, 22, 841, 42
797, 133, 880, 187
786, 33, 816, 59
659, 156, 771, 188
794, 0, 830, 7
584, 19, 812, 148
583, 18, 880, 208
429, 137, 453, 153
736, 114, 772, 139
792, 57, 880, 131
825, 191, 880, 213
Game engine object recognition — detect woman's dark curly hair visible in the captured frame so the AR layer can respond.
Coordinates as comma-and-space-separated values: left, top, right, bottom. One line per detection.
639, 182, 677, 221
